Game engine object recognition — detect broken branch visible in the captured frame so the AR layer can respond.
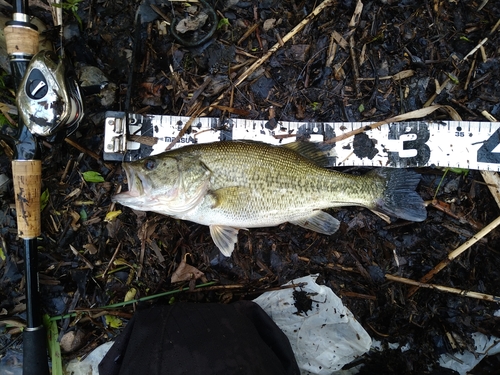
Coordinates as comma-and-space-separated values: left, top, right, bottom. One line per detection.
324, 105, 461, 144
386, 274, 500, 303
407, 214, 500, 297
233, 0, 335, 87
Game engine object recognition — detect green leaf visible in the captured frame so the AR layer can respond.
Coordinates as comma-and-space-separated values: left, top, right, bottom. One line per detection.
445, 72, 459, 85
448, 167, 469, 176
40, 188, 50, 211
217, 18, 230, 30
79, 207, 88, 222
358, 103, 365, 112
82, 171, 105, 183
105, 314, 123, 328
310, 102, 321, 111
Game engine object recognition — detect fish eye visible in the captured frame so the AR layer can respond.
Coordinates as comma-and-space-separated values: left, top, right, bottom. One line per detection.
144, 158, 157, 170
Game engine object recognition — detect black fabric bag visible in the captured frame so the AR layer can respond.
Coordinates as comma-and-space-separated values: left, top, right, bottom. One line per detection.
98, 300, 300, 375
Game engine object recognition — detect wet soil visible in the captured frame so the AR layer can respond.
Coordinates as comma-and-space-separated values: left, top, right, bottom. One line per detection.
1, 0, 500, 374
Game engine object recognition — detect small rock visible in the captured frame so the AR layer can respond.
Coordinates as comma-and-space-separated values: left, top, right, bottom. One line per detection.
60, 330, 86, 353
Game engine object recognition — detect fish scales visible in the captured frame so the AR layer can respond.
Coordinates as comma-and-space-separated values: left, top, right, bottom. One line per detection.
113, 141, 427, 256
167, 142, 380, 224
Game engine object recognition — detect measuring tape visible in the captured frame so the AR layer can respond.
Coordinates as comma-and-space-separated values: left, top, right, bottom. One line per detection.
103, 111, 500, 171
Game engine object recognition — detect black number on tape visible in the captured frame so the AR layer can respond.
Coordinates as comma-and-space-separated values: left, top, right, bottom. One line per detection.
477, 129, 500, 164
387, 122, 430, 167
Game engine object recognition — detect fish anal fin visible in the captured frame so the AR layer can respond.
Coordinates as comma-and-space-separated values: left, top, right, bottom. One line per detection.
209, 225, 240, 257
370, 210, 391, 224
290, 211, 340, 235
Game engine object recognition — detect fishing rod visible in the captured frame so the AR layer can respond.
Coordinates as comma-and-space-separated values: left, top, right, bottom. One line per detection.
4, 1, 49, 374
5, 1, 84, 373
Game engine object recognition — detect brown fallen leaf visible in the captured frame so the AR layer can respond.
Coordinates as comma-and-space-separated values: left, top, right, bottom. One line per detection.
171, 254, 206, 283
176, 12, 208, 33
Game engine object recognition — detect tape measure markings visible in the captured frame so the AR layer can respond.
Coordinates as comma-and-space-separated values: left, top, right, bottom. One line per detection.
103, 111, 500, 171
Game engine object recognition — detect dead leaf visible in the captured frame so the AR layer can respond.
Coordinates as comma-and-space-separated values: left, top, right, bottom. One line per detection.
69, 210, 81, 231
392, 69, 414, 81
83, 243, 98, 255
263, 18, 277, 32
64, 188, 82, 201
176, 12, 208, 33
105, 210, 122, 222
171, 255, 205, 283
333, 63, 345, 80
331, 30, 348, 50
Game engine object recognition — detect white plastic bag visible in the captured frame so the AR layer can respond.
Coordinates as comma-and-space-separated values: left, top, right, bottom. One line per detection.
64, 341, 114, 375
253, 275, 372, 374
439, 331, 500, 375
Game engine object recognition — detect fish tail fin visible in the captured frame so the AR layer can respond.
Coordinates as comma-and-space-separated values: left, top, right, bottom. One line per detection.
370, 168, 427, 222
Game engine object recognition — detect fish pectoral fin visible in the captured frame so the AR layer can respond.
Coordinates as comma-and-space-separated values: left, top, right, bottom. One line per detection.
209, 225, 240, 257
290, 211, 340, 235
209, 186, 253, 209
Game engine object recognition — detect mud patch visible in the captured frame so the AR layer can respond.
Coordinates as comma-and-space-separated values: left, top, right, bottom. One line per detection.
353, 133, 378, 160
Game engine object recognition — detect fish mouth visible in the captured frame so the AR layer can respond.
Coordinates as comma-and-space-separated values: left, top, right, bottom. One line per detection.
112, 163, 148, 204
123, 163, 143, 196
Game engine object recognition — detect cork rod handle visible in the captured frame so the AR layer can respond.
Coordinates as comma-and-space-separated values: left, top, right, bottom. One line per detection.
4, 24, 39, 56
12, 160, 42, 239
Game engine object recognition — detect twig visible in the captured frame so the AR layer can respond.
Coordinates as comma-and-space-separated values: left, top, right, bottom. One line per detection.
325, 33, 337, 67
424, 77, 450, 107
480, 171, 500, 209
481, 110, 498, 122
348, 0, 363, 97
386, 274, 500, 303
324, 104, 460, 144
64, 137, 114, 170
463, 37, 488, 61
237, 23, 259, 45
185, 76, 212, 111
232, 0, 335, 87
491, 18, 500, 34
477, 0, 489, 11
341, 291, 377, 300
0, 102, 16, 125
298, 256, 357, 273
70, 245, 94, 270
203, 0, 334, 116
349, 35, 361, 97
165, 105, 208, 150
150, 4, 170, 23
101, 242, 122, 280
407, 215, 500, 297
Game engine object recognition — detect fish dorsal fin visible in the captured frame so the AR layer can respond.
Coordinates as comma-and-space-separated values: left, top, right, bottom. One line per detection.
209, 225, 240, 257
282, 141, 330, 167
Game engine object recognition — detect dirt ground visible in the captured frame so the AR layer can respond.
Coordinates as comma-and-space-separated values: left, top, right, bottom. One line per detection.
1, 0, 500, 374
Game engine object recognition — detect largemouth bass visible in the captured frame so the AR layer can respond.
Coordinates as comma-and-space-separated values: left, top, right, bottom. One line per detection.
113, 141, 426, 256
